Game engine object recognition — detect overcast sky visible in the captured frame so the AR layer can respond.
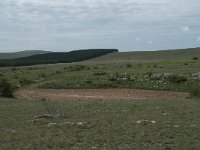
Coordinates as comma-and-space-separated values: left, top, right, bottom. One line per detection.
0, 0, 200, 52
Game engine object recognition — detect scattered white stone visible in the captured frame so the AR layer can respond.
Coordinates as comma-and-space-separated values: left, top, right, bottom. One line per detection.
136, 120, 156, 124
64, 122, 71, 125
5, 129, 17, 134
70, 123, 75, 126
77, 122, 84, 126
162, 113, 168, 116
173, 125, 179, 128
122, 110, 128, 112
190, 124, 198, 127
149, 121, 156, 124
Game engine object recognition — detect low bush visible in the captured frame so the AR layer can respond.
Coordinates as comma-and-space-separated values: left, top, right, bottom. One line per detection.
193, 57, 198, 60
0, 78, 15, 97
126, 63, 132, 68
39, 73, 47, 78
153, 64, 158, 68
168, 75, 188, 83
85, 80, 93, 84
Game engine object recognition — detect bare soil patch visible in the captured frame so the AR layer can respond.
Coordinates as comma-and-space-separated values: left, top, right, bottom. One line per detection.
16, 89, 188, 101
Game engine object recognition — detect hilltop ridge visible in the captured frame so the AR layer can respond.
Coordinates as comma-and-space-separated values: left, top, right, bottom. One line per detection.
0, 50, 52, 59
0, 49, 118, 67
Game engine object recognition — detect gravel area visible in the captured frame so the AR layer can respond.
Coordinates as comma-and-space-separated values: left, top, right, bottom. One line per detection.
16, 89, 188, 101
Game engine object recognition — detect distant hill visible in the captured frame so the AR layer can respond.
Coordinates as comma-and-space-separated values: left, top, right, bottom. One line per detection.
0, 49, 118, 67
0, 50, 52, 60
88, 47, 200, 63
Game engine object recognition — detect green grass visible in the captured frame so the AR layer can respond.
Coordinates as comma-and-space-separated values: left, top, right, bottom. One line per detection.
0, 97, 200, 150
88, 48, 200, 63
0, 48, 200, 149
0, 49, 199, 91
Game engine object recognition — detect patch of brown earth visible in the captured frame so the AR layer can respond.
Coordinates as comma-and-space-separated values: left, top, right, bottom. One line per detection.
15, 89, 188, 101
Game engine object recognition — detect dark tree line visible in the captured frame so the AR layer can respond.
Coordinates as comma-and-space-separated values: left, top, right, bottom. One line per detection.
0, 49, 118, 67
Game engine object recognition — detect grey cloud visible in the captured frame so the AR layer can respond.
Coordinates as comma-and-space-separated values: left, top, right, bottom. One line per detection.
0, 0, 200, 51
180, 26, 190, 32
197, 36, 200, 43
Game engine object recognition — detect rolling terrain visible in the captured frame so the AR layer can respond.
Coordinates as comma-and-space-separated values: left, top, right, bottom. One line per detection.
0, 48, 199, 91
0, 50, 52, 59
88, 47, 200, 63
0, 47, 200, 150
0, 49, 118, 67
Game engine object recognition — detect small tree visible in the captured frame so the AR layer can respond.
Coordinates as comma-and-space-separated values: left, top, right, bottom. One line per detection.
0, 78, 14, 97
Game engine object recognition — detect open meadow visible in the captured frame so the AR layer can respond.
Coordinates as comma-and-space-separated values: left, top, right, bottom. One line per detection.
0, 48, 200, 149
1, 98, 200, 150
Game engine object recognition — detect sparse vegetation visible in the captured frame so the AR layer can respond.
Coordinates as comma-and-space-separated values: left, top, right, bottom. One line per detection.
0, 48, 200, 149
19, 78, 33, 86
0, 98, 200, 149
93, 71, 107, 76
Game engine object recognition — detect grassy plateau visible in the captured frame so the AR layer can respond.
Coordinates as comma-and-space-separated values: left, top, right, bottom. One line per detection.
0, 48, 200, 150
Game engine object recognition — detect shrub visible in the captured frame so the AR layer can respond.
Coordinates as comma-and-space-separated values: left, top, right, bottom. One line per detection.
0, 78, 14, 97
85, 80, 93, 84
55, 71, 62, 74
193, 57, 198, 60
126, 63, 132, 68
153, 64, 158, 68
168, 75, 187, 83
189, 86, 200, 98
39, 73, 47, 78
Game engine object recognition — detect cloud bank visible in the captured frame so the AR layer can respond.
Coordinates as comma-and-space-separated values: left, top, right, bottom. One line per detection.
0, 0, 200, 52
